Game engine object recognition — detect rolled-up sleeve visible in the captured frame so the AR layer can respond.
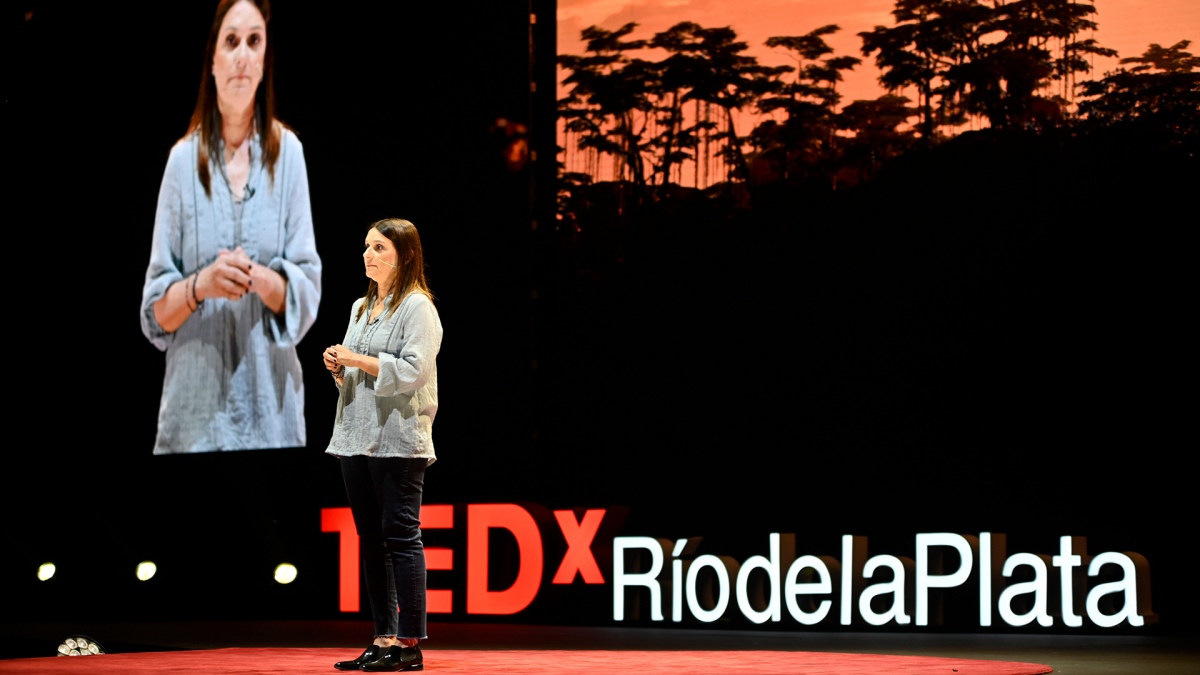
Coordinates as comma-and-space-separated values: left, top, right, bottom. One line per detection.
140, 141, 189, 352
375, 296, 441, 398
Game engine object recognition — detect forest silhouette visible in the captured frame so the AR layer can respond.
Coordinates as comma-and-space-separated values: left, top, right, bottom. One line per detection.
534, 0, 1197, 499
556, 0, 1196, 224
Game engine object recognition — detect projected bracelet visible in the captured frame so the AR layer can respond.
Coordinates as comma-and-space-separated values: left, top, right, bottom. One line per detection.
191, 271, 204, 309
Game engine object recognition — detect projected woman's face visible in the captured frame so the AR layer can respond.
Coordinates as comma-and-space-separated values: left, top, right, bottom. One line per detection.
211, 1, 266, 111
364, 228, 400, 288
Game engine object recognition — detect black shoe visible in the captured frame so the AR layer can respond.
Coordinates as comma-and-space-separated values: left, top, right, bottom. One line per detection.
335, 644, 383, 670
362, 644, 423, 671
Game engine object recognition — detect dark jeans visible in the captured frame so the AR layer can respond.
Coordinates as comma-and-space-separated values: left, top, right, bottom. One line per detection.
340, 455, 428, 640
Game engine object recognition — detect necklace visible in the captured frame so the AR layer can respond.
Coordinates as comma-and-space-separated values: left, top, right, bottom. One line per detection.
370, 297, 387, 322
218, 116, 255, 200
224, 142, 251, 201
212, 141, 257, 259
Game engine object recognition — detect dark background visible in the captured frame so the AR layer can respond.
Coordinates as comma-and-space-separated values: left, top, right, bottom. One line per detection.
5, 1, 1193, 638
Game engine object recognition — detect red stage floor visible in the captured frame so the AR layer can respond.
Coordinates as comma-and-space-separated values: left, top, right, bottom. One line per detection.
1, 620, 1196, 674
0, 646, 1059, 675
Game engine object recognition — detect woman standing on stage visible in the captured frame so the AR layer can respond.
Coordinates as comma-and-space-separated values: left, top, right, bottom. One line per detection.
139, 0, 322, 455
325, 218, 442, 672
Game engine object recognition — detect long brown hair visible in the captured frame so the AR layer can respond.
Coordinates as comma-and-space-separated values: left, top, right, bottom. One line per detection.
356, 218, 435, 322
186, 0, 284, 196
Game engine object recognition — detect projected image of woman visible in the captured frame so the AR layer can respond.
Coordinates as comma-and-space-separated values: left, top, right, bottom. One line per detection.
139, 0, 321, 454
325, 218, 442, 672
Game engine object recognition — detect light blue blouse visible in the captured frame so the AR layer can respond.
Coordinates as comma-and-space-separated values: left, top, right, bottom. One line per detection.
140, 125, 322, 454
325, 292, 442, 464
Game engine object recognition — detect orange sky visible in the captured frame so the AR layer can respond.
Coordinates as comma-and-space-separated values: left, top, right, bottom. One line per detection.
557, 0, 1200, 106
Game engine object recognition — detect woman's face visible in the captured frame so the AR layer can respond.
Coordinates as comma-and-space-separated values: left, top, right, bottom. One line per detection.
363, 228, 400, 288
211, 1, 266, 114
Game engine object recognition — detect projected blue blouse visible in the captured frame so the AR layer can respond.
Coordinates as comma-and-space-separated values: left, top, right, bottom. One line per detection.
139, 126, 322, 454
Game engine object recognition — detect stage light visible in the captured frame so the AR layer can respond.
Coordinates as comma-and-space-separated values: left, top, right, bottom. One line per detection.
38, 563, 56, 581
274, 563, 298, 584
136, 561, 157, 581
56, 636, 104, 656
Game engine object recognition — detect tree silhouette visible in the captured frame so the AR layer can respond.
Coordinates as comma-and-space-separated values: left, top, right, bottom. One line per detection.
955, 0, 1113, 130
860, 0, 1114, 138
558, 23, 653, 187
837, 94, 919, 184
859, 0, 969, 142
1076, 40, 1200, 145
751, 24, 861, 185
555, 5, 1195, 230
678, 25, 784, 186
559, 22, 792, 194
645, 22, 711, 194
